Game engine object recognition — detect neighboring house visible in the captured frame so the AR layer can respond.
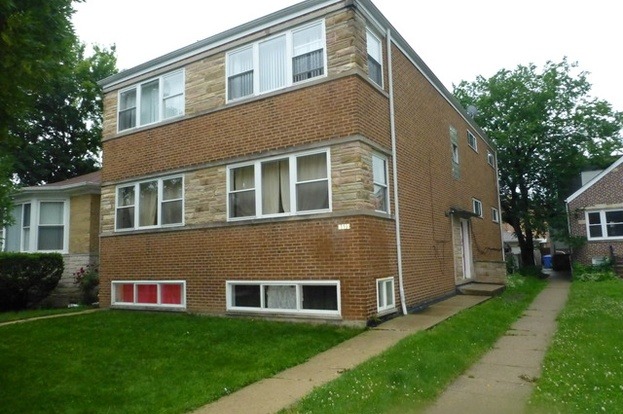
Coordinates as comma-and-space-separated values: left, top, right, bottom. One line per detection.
566, 155, 623, 274
2, 172, 101, 305
502, 223, 547, 269
98, 0, 505, 324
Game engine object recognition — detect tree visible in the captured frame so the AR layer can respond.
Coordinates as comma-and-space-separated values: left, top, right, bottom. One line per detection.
454, 58, 623, 267
9, 44, 117, 185
0, 0, 79, 226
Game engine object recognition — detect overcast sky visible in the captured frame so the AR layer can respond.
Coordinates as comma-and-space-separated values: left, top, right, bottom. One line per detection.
73, 0, 622, 112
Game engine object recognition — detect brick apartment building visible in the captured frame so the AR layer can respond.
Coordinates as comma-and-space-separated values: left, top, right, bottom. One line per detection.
566, 156, 623, 273
98, 0, 505, 324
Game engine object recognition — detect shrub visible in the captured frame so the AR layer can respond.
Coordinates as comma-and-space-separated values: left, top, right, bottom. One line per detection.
73, 264, 99, 305
0, 252, 64, 311
572, 260, 617, 282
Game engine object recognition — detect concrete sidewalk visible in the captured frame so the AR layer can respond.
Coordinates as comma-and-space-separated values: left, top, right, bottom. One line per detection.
194, 295, 490, 414
424, 271, 571, 414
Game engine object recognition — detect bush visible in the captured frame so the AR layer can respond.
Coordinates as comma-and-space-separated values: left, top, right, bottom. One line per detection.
0, 252, 64, 311
572, 260, 617, 282
73, 264, 99, 305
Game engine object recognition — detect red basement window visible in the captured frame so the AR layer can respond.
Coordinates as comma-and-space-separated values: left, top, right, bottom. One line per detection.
112, 281, 186, 309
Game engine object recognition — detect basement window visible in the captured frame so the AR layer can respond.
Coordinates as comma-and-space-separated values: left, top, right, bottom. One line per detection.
226, 281, 340, 316
111, 281, 186, 309
377, 277, 395, 313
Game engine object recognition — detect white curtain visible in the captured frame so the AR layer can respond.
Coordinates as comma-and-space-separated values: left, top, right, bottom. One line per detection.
266, 285, 296, 309
262, 160, 290, 214
259, 35, 287, 93
38, 202, 64, 250
139, 181, 158, 226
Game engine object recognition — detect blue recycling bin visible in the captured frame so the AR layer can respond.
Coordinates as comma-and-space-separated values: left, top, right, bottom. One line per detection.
543, 254, 552, 269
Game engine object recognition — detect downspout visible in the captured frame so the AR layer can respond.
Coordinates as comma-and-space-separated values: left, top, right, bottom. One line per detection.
565, 202, 574, 279
387, 28, 408, 316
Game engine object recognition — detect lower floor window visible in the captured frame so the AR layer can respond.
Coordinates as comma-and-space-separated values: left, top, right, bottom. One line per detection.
112, 281, 186, 308
377, 277, 395, 312
227, 281, 340, 315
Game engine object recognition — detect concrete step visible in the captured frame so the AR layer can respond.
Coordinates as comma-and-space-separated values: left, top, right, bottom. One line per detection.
457, 283, 506, 296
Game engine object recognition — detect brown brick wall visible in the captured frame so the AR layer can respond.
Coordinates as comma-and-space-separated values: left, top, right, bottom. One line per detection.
100, 216, 396, 321
568, 161, 623, 265
390, 43, 503, 306
69, 194, 100, 254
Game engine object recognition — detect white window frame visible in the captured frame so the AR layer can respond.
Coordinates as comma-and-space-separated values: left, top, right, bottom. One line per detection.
226, 280, 341, 316
226, 149, 331, 221
467, 130, 478, 152
586, 210, 623, 240
5, 199, 69, 253
366, 28, 383, 87
372, 154, 389, 213
117, 69, 185, 132
376, 277, 395, 313
114, 175, 185, 231
487, 151, 495, 167
491, 207, 500, 223
111, 280, 187, 309
226, 20, 327, 102
472, 198, 483, 218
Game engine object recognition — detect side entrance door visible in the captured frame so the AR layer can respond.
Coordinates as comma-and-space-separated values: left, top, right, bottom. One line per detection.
460, 219, 474, 281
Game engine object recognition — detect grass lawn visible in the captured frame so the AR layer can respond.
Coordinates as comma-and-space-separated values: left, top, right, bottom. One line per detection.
528, 278, 623, 413
0, 310, 361, 414
0, 306, 92, 324
283, 274, 546, 414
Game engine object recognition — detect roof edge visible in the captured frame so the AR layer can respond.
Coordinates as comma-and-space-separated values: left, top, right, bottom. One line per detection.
565, 155, 623, 204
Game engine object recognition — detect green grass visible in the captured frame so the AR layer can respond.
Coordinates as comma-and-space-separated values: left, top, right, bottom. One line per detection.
283, 275, 546, 414
528, 279, 623, 413
0, 306, 92, 324
0, 310, 361, 414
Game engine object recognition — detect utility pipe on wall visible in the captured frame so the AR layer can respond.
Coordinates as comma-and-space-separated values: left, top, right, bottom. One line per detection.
386, 28, 408, 316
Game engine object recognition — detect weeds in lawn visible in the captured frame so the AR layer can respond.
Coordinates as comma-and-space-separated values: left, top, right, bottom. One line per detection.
528, 279, 623, 413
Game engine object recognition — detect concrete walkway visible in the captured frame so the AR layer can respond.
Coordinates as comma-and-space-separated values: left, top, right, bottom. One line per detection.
424, 271, 571, 414
194, 295, 490, 414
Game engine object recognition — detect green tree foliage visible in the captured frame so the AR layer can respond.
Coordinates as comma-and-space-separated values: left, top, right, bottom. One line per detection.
9, 44, 117, 185
454, 59, 623, 266
0, 0, 117, 227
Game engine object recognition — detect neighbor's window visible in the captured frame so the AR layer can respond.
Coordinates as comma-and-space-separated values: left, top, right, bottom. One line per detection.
226, 20, 326, 101
112, 281, 186, 308
366, 28, 383, 86
115, 176, 184, 231
377, 277, 395, 313
117, 70, 184, 132
586, 210, 623, 240
3, 201, 67, 253
491, 207, 500, 223
372, 154, 389, 213
228, 150, 330, 220
227, 281, 340, 315
472, 198, 483, 218
467, 130, 477, 151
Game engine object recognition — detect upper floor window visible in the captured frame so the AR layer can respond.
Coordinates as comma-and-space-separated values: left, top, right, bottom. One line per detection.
491, 207, 500, 223
372, 154, 389, 213
3, 200, 67, 252
118, 70, 185, 132
227, 150, 330, 220
487, 150, 495, 167
449, 126, 460, 179
366, 29, 383, 87
116, 176, 184, 231
472, 198, 483, 218
227, 21, 326, 101
467, 130, 477, 152
587, 210, 623, 240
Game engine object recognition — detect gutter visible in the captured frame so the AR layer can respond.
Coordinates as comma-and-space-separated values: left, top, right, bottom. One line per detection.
387, 28, 408, 316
